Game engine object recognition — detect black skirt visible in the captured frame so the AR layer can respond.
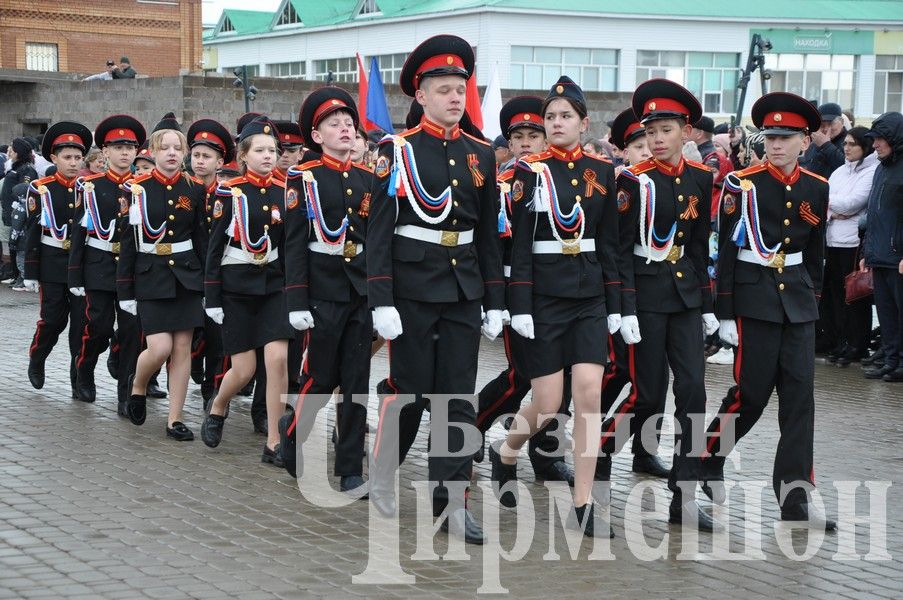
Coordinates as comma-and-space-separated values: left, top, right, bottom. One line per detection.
221, 290, 294, 355
519, 294, 608, 379
138, 281, 204, 335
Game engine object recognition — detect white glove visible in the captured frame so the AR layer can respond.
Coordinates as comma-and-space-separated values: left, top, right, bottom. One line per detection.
702, 313, 720, 336
619, 315, 642, 345
481, 309, 504, 341
24, 279, 39, 293
289, 310, 315, 331
510, 314, 535, 339
501, 310, 511, 326
119, 300, 137, 315
205, 307, 224, 325
372, 306, 403, 340
69, 287, 85, 297
719, 319, 738, 346
607, 313, 622, 335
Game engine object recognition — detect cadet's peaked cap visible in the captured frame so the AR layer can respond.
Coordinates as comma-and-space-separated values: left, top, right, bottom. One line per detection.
42, 121, 92, 161
610, 108, 645, 150
94, 115, 145, 147
544, 76, 586, 114
632, 78, 702, 125
237, 115, 279, 146
236, 112, 263, 138
272, 120, 304, 148
400, 34, 474, 97
299, 87, 359, 154
133, 141, 154, 165
499, 96, 544, 139
187, 118, 236, 164
752, 92, 821, 135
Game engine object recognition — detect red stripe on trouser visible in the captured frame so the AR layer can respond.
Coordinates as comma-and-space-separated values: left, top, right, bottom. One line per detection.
286, 330, 312, 436
214, 356, 230, 388
76, 292, 93, 369
600, 343, 637, 446
599, 333, 618, 393
372, 339, 400, 461
29, 286, 45, 357
705, 317, 743, 457
476, 327, 518, 428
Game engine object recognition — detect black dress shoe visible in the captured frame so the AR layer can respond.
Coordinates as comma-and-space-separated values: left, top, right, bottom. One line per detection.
594, 455, 612, 481
74, 371, 96, 403
861, 348, 885, 367
700, 461, 726, 504
106, 350, 119, 379
252, 413, 268, 435
780, 503, 836, 531
126, 375, 147, 426
669, 499, 721, 532
28, 360, 45, 390
166, 421, 195, 441
262, 443, 284, 468
882, 366, 903, 382
864, 364, 896, 379
200, 413, 226, 447
146, 381, 167, 399
201, 382, 214, 406
370, 484, 397, 517
534, 460, 575, 487
340, 475, 369, 499
440, 508, 485, 545
473, 435, 485, 463
570, 503, 614, 538
835, 347, 867, 366
117, 401, 128, 417
278, 413, 300, 478
632, 455, 671, 478
489, 446, 518, 508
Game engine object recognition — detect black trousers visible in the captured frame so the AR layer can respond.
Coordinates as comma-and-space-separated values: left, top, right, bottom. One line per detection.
476, 326, 572, 473
873, 267, 903, 369
74, 289, 116, 386
703, 317, 816, 507
602, 309, 706, 497
821, 246, 873, 354
287, 330, 304, 391
115, 311, 142, 405
371, 297, 481, 515
290, 294, 371, 477
600, 332, 666, 458
29, 282, 84, 391
202, 317, 227, 396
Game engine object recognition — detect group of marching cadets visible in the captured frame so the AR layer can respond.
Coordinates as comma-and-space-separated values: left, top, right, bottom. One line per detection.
22, 31, 838, 546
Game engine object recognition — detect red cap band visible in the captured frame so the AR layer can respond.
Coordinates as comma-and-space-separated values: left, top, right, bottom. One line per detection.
624, 122, 644, 139
103, 128, 138, 144
509, 112, 542, 128
763, 111, 808, 129
281, 132, 304, 145
642, 97, 690, 118
415, 54, 467, 89
52, 133, 85, 150
313, 99, 349, 127
193, 131, 226, 152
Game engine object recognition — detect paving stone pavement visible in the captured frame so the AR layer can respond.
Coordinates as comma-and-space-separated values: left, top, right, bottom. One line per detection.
0, 285, 900, 599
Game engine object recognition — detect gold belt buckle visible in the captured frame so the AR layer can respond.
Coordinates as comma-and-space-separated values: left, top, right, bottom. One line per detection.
562, 242, 580, 256
440, 230, 459, 247
111, 242, 120, 255
666, 245, 682, 262
155, 243, 172, 255
62, 239, 71, 251
771, 252, 785, 269
343, 241, 357, 259
252, 252, 267, 264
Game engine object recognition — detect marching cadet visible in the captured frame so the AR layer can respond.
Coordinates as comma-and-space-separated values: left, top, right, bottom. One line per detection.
367, 35, 504, 544
200, 116, 298, 466
133, 142, 155, 176
596, 109, 670, 479
489, 77, 620, 538
117, 113, 208, 440
186, 118, 236, 407
24, 121, 93, 399
69, 115, 145, 411
610, 79, 719, 531
475, 95, 575, 486
277, 87, 372, 497
272, 120, 304, 181
703, 92, 836, 530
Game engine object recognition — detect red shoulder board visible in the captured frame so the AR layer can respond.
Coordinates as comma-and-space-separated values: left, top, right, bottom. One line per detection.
686, 159, 712, 172
627, 158, 656, 175
352, 162, 374, 174
800, 168, 829, 184
734, 164, 768, 178
462, 131, 491, 147
299, 159, 323, 170
498, 168, 514, 183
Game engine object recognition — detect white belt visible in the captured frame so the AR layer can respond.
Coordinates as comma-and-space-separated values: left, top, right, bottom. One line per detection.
41, 235, 70, 250
738, 248, 803, 268
532, 239, 596, 255
87, 237, 121, 254
503, 265, 511, 278
222, 245, 279, 266
394, 224, 474, 247
634, 244, 684, 261
308, 241, 364, 257
139, 240, 193, 255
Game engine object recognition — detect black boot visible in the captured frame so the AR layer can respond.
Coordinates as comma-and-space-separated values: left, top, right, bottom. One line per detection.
74, 369, 96, 403
570, 503, 614, 538
278, 412, 300, 478
126, 374, 146, 426
780, 503, 836, 531
106, 346, 119, 379
669, 497, 721, 532
146, 375, 167, 399
200, 413, 226, 448
28, 359, 45, 390
440, 508, 486, 545
70, 358, 78, 399
632, 454, 670, 478
489, 445, 518, 508
700, 459, 726, 504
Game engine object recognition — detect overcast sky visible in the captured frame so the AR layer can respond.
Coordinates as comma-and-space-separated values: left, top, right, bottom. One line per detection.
202, 0, 283, 25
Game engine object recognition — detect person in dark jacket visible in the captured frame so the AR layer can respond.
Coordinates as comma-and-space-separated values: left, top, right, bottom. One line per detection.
111, 56, 137, 79
801, 102, 846, 179
2, 138, 39, 282
860, 111, 903, 382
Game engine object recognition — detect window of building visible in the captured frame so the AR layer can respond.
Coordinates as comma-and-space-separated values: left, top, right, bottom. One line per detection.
510, 46, 618, 92
223, 65, 259, 77
766, 53, 856, 110
357, 0, 381, 17
635, 51, 739, 114
874, 55, 903, 114
275, 2, 302, 26
220, 16, 235, 33
25, 43, 58, 72
268, 61, 305, 78
370, 52, 407, 85
313, 57, 358, 83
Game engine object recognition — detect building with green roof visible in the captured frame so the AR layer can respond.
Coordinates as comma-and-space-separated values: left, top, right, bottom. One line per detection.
204, 0, 903, 119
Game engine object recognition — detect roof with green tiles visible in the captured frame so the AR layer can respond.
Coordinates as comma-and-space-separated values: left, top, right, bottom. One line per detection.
209, 0, 903, 39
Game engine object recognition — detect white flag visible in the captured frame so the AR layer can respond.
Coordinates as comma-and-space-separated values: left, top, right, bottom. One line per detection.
480, 64, 503, 141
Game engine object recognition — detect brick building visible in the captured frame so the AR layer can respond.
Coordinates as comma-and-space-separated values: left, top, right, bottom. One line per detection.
0, 0, 203, 77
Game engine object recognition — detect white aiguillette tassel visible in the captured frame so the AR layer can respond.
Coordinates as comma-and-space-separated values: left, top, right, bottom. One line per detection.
528, 164, 549, 213
128, 202, 140, 225
225, 216, 236, 238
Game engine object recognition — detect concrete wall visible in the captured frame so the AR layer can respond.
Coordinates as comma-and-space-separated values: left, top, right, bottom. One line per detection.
0, 71, 632, 145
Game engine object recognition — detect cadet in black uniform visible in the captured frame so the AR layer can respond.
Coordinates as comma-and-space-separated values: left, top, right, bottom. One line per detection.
200, 117, 297, 466
186, 118, 235, 407
24, 121, 93, 399
475, 95, 575, 485
488, 77, 619, 538
611, 80, 719, 530
70, 115, 145, 410
367, 35, 504, 544
276, 87, 372, 496
703, 93, 835, 530
117, 114, 208, 440
597, 109, 670, 479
